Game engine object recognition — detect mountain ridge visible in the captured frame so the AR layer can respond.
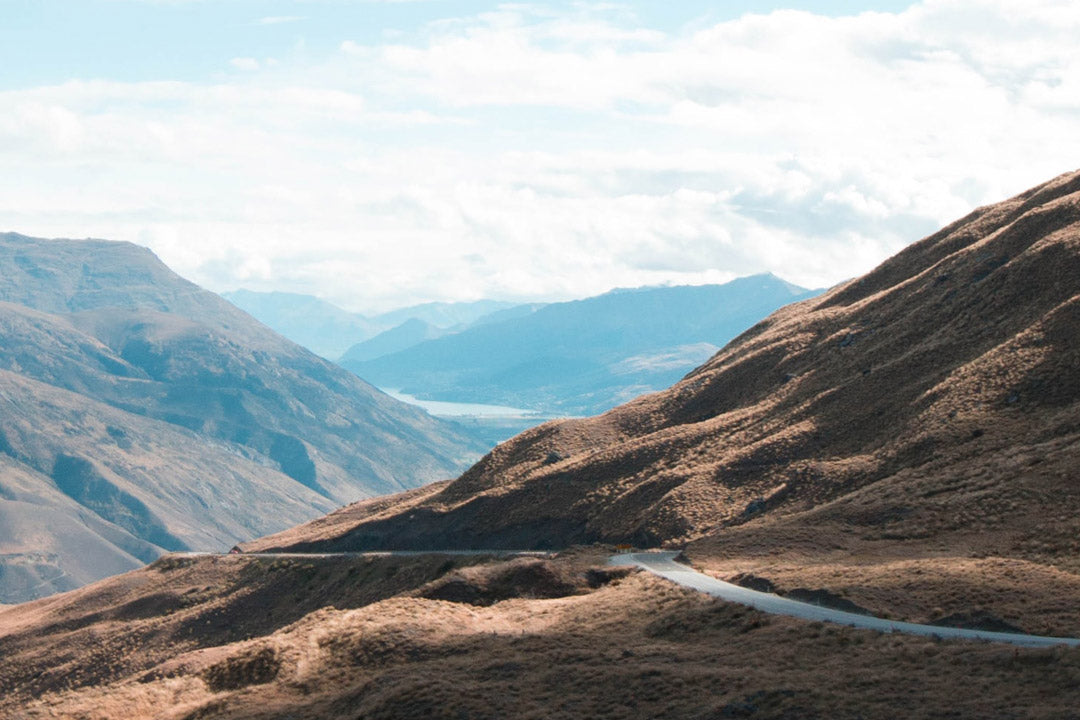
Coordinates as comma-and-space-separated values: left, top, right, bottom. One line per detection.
247, 168, 1080, 557
222, 290, 526, 360
340, 317, 449, 364
0, 233, 483, 602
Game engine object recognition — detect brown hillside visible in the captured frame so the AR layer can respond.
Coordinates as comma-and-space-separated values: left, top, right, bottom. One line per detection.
3, 550, 1080, 720
247, 169, 1080, 555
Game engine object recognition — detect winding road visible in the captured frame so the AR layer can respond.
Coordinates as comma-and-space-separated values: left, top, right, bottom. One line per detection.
613, 551, 1080, 648
185, 548, 1080, 648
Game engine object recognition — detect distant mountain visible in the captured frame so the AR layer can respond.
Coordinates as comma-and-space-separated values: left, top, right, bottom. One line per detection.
223, 291, 527, 361
0, 233, 483, 603
221, 290, 376, 360
338, 303, 550, 366
342, 276, 820, 415
373, 299, 523, 331
340, 318, 449, 364
465, 302, 547, 329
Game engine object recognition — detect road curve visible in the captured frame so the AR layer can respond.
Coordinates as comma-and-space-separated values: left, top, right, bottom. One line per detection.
174, 550, 551, 559
612, 551, 1080, 649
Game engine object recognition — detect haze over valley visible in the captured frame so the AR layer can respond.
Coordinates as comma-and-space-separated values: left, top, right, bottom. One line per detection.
222, 291, 524, 362
227, 276, 822, 443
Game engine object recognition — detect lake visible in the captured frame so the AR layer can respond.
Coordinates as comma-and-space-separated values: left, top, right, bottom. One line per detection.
380, 388, 543, 418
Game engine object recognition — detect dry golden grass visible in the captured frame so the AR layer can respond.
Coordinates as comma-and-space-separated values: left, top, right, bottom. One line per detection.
4, 550, 1080, 720
689, 541, 1080, 637
0, 553, 498, 707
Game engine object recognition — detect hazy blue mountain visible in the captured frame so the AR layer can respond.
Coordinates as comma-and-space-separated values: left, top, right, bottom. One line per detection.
221, 290, 376, 360
465, 302, 547, 329
373, 299, 522, 330
223, 291, 528, 361
343, 275, 821, 416
337, 303, 549, 365
0, 232, 483, 602
340, 318, 449, 364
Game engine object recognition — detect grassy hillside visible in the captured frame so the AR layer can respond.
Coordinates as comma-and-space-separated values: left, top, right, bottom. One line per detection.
252, 170, 1080, 560
2, 549, 1079, 719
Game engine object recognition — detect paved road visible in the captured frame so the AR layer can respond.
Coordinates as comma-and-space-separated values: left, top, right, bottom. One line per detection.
612, 551, 1080, 648
178, 548, 1080, 647
175, 550, 550, 559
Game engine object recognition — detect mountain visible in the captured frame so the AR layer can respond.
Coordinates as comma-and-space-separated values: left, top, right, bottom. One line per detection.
6, 173, 1080, 720
373, 299, 523, 330
342, 275, 819, 415
339, 318, 449, 364
220, 290, 376, 360
223, 291, 526, 361
339, 303, 551, 365
250, 169, 1080, 560
0, 233, 483, 603
464, 301, 547, 328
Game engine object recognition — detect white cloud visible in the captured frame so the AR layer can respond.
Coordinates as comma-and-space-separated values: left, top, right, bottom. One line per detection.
3, 1, 1080, 312
257, 15, 305, 25
229, 57, 261, 71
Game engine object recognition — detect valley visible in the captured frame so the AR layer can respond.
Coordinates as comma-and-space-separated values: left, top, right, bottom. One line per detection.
3, 170, 1080, 718
378, 389, 563, 449
228, 277, 820, 444
5, 0, 1079, 715
224, 291, 525, 362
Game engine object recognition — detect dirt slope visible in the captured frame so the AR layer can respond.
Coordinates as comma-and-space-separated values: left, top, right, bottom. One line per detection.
247, 170, 1080, 558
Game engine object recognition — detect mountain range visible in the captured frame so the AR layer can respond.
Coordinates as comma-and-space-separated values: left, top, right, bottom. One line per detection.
342, 275, 820, 416
0, 234, 482, 603
217, 290, 378, 361
4, 171, 1080, 719
223, 290, 524, 361
338, 317, 451, 364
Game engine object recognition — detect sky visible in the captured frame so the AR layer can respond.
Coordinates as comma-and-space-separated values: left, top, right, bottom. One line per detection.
2, 0, 1078, 313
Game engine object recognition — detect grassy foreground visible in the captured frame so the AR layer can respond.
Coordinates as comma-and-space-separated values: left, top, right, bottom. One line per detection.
2, 548, 1079, 719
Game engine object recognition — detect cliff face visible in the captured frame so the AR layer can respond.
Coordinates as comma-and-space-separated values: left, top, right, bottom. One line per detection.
247, 170, 1080, 556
